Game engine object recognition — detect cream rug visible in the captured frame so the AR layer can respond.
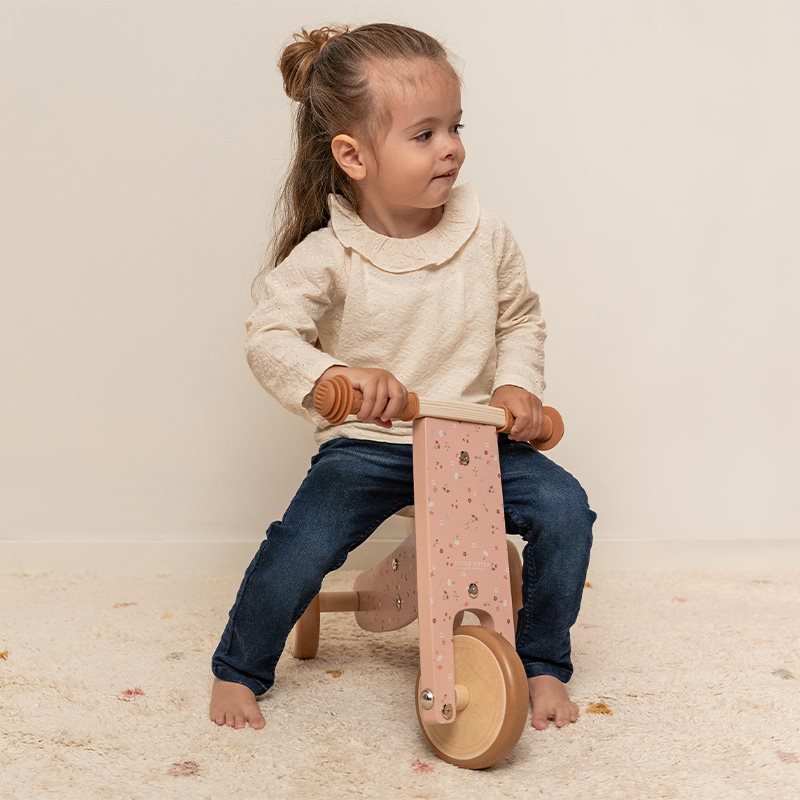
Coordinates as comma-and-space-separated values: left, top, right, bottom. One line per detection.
1, 567, 798, 800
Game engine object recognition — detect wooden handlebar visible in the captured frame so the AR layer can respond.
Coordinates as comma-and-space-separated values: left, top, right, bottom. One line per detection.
312, 375, 564, 451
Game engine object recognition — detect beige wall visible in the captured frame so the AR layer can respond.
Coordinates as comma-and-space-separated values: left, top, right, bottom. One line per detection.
2, 1, 798, 570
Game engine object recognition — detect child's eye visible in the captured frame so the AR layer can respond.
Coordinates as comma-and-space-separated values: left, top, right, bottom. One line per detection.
414, 124, 465, 143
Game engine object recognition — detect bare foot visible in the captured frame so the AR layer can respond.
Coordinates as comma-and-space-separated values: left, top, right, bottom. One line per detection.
209, 677, 266, 730
528, 675, 579, 730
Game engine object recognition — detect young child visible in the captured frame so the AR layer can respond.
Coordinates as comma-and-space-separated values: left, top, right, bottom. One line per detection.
210, 22, 597, 733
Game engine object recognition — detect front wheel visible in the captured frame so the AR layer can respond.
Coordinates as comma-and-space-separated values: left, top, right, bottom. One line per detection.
414, 625, 528, 769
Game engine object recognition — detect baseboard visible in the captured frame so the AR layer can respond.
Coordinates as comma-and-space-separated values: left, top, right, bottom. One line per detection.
2, 529, 799, 574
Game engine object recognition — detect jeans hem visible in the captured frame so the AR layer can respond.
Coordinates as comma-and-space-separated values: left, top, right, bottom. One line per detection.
211, 661, 270, 697
521, 662, 573, 683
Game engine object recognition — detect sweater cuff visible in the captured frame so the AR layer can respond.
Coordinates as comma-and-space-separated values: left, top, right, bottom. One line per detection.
491, 373, 546, 401
299, 356, 351, 423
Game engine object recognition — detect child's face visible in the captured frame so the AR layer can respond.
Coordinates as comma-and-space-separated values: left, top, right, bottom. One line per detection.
361, 61, 465, 211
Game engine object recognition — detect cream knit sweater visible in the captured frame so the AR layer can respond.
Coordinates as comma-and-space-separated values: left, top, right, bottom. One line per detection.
244, 182, 546, 446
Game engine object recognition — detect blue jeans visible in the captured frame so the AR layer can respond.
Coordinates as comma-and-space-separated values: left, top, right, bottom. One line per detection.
212, 433, 597, 695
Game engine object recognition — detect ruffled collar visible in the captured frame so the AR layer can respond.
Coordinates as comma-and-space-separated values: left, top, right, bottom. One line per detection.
327, 183, 480, 273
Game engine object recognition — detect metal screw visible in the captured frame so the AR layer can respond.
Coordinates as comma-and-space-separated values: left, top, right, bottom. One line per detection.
392, 557, 399, 571
395, 597, 403, 610
420, 689, 434, 710
442, 703, 453, 720
468, 582, 479, 598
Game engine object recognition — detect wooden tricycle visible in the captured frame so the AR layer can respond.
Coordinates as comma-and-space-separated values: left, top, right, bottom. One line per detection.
291, 375, 564, 769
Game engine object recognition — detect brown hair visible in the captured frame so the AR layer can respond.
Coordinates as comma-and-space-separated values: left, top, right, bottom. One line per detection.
251, 22, 462, 302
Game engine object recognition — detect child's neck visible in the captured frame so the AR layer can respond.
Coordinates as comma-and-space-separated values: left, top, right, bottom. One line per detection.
355, 198, 445, 239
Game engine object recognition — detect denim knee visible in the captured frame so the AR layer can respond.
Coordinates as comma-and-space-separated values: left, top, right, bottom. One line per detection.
543, 473, 596, 546
507, 459, 596, 545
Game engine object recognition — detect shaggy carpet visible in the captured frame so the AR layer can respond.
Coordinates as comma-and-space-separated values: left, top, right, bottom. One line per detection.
1, 567, 798, 799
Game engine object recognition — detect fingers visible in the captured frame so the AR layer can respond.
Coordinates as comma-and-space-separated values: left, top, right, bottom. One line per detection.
358, 379, 388, 422
508, 405, 532, 440
380, 379, 409, 422
490, 386, 544, 442
356, 371, 407, 424
508, 401, 543, 442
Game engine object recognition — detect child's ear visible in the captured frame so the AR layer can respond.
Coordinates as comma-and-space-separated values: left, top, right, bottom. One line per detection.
331, 134, 367, 181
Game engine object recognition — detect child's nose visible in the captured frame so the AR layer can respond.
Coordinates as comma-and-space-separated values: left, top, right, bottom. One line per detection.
442, 138, 463, 159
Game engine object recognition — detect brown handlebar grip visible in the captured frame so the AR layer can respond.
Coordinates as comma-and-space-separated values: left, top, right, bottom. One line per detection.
497, 405, 565, 451
313, 376, 564, 450
313, 375, 419, 424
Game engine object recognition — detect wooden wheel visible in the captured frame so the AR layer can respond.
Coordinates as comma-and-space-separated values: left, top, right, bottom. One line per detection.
291, 594, 320, 659
414, 626, 528, 769
506, 539, 523, 634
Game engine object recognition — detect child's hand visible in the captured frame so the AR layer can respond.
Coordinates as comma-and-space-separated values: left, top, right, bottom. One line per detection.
490, 385, 543, 443
315, 365, 408, 429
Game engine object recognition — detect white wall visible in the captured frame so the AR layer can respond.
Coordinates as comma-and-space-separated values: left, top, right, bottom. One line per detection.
2, 1, 798, 572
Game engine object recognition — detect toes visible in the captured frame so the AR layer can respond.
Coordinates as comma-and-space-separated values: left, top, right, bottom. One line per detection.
556, 701, 581, 726
249, 713, 266, 730
531, 711, 550, 730
558, 702, 580, 726
246, 706, 266, 729
210, 704, 264, 730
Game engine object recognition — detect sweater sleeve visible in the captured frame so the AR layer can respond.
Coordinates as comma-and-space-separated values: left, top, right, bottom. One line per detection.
491, 215, 547, 399
244, 229, 349, 423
